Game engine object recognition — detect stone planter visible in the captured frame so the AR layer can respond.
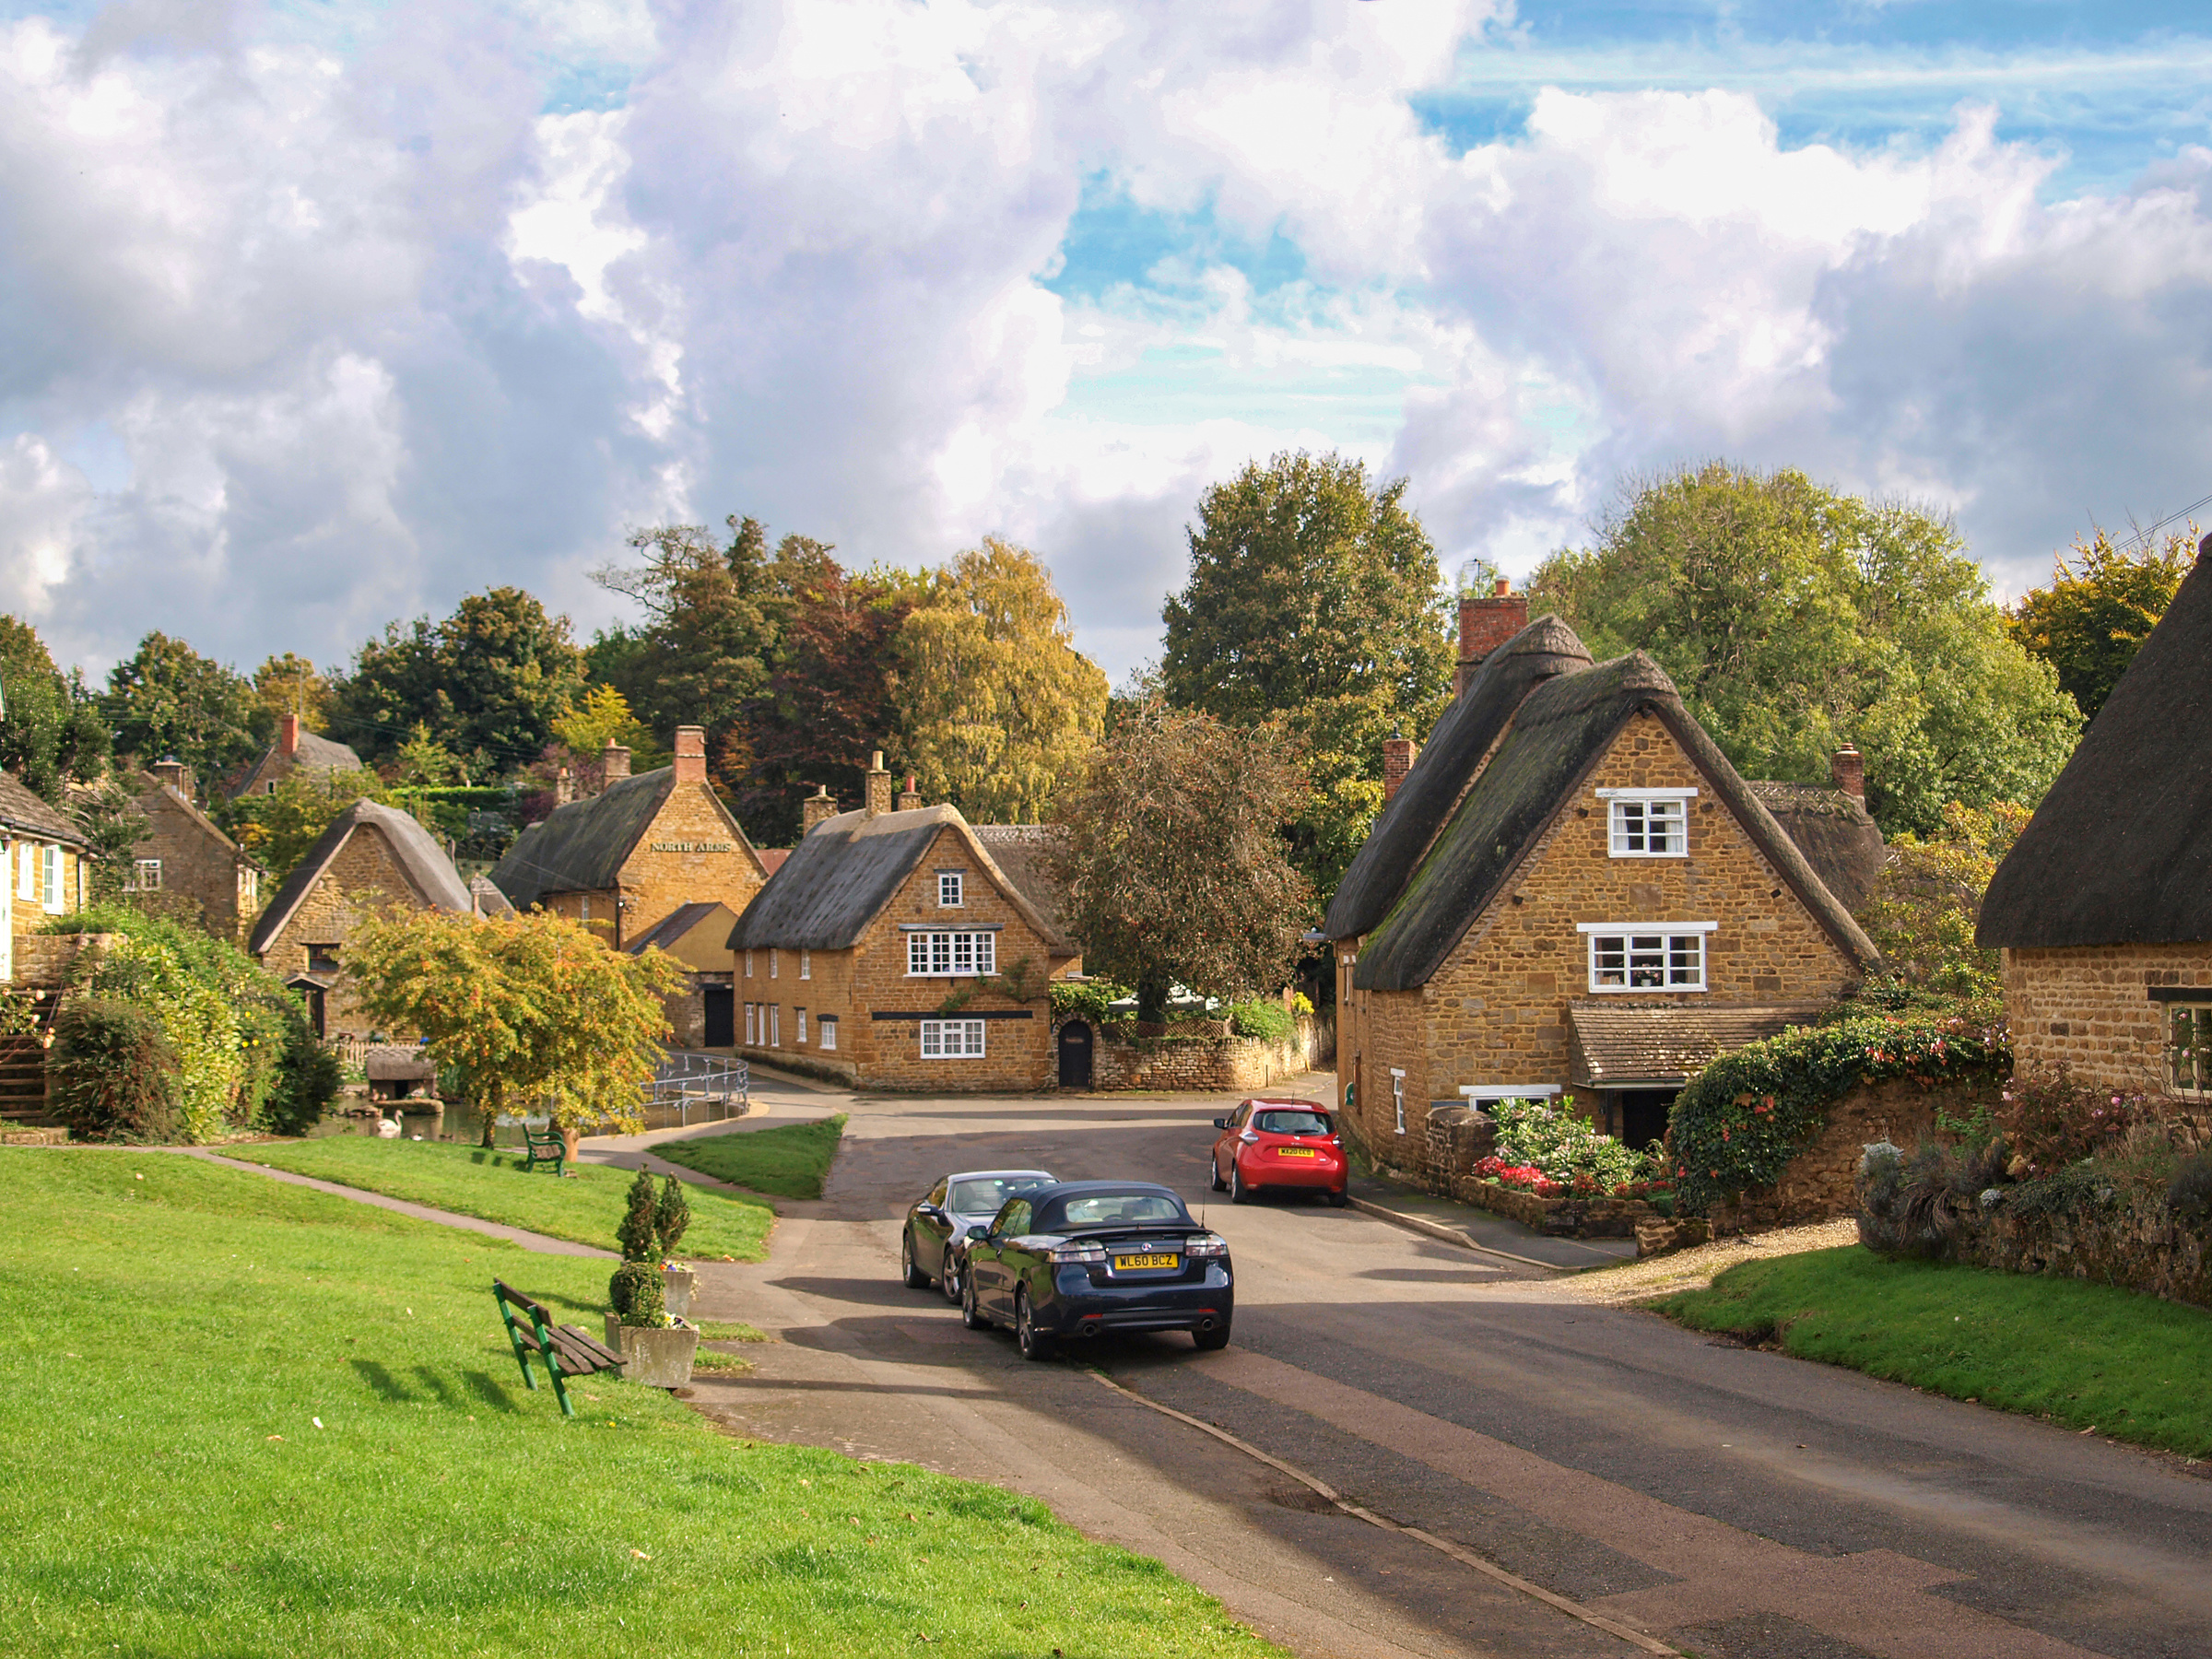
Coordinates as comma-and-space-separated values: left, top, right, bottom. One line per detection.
603, 1315, 699, 1387
662, 1265, 697, 1319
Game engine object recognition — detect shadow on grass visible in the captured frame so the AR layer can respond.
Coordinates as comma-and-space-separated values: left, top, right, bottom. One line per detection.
463, 1370, 524, 1413
351, 1359, 418, 1404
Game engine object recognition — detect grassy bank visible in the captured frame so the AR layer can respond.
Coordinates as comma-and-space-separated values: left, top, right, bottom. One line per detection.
655, 1115, 846, 1199
1655, 1246, 2212, 1457
243, 1137, 773, 1261
0, 1148, 1281, 1657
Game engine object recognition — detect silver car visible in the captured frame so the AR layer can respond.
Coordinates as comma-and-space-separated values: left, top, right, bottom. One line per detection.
900, 1169, 1056, 1301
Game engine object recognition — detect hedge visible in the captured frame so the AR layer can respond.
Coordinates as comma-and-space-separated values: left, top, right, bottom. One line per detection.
1669, 1006, 2009, 1213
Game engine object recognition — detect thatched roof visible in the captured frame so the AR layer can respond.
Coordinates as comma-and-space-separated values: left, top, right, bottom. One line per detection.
468, 874, 512, 916
1980, 540, 2212, 947
728, 804, 1057, 953
1324, 615, 1591, 941
248, 800, 473, 956
489, 768, 764, 911
0, 771, 87, 847
1570, 1003, 1825, 1088
1352, 649, 1880, 993
1747, 782, 1886, 913
969, 824, 1074, 952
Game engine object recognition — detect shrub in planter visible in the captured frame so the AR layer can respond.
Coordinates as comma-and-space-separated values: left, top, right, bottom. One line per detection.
616, 1167, 662, 1261
608, 1261, 666, 1327
49, 998, 183, 1144
653, 1173, 691, 1258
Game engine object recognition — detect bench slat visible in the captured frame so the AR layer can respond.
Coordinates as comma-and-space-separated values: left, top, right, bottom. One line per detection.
553, 1324, 624, 1366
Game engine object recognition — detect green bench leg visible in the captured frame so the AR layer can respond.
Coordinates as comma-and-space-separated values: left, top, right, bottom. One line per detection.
494, 1293, 538, 1392
532, 1311, 576, 1418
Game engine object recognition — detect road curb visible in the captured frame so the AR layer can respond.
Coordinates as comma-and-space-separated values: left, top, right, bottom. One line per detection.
1347, 1194, 1569, 1273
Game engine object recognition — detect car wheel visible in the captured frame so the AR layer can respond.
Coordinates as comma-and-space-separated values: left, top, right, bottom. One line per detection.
1015, 1289, 1055, 1362
961, 1270, 992, 1331
1230, 1161, 1252, 1204
1325, 1187, 1349, 1208
1209, 1155, 1228, 1194
900, 1229, 931, 1288
940, 1249, 963, 1303
1193, 1317, 1231, 1352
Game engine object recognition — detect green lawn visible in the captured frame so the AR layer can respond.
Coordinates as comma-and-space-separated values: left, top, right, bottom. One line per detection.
0, 1148, 1282, 1658
242, 1137, 773, 1261
1655, 1246, 2212, 1457
655, 1115, 847, 1199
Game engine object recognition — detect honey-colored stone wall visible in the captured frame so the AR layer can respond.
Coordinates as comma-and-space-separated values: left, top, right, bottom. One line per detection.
739, 943, 858, 1080
134, 790, 255, 941
2002, 942, 2212, 1095
6, 841, 89, 945
612, 781, 766, 945
256, 825, 438, 1036
1335, 710, 1863, 1171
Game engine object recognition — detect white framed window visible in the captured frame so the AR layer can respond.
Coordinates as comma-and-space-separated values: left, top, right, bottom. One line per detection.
920, 1018, 986, 1058
128, 859, 162, 892
744, 950, 753, 978
938, 871, 963, 908
41, 846, 62, 913
796, 1008, 807, 1045
1579, 922, 1715, 992
2169, 1003, 2212, 1096
906, 930, 996, 977
1598, 787, 1696, 857
1391, 1068, 1406, 1135
745, 1004, 757, 1045
579, 895, 591, 922
769, 948, 778, 979
17, 842, 33, 902
799, 949, 810, 980
770, 1005, 781, 1047
818, 1017, 838, 1052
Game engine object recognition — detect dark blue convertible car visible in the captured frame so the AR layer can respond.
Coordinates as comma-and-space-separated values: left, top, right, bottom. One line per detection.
959, 1181, 1232, 1359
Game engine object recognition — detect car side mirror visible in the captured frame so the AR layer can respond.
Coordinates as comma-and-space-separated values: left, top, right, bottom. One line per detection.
1211, 1117, 1230, 1130
965, 1225, 991, 1242
915, 1203, 940, 1218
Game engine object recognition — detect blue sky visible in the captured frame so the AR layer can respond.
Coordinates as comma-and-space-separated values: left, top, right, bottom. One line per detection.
3, 0, 2209, 687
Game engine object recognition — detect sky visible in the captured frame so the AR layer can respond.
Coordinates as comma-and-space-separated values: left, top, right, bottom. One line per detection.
3, 0, 2210, 692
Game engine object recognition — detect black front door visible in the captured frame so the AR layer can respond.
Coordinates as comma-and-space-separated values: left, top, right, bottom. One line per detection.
1057, 1020, 1093, 1088
1618, 1088, 1678, 1151
703, 986, 735, 1048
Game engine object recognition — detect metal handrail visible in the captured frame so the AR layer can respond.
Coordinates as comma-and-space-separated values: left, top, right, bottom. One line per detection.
642, 1050, 750, 1126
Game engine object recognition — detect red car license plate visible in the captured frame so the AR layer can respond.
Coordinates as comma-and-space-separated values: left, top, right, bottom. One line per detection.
1277, 1147, 1317, 1158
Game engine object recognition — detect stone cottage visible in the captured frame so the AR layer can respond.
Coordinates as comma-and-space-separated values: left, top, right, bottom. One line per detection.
1979, 535, 2212, 1097
1324, 611, 1879, 1168
489, 726, 770, 947
625, 900, 741, 1049
726, 759, 1077, 1088
229, 712, 365, 799
248, 799, 477, 1038
0, 771, 92, 985
126, 761, 264, 941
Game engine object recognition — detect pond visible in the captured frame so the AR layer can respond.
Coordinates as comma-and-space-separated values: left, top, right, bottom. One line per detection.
308, 1094, 748, 1145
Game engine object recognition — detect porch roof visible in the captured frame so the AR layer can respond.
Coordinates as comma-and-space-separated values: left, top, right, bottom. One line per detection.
1567, 1003, 1825, 1088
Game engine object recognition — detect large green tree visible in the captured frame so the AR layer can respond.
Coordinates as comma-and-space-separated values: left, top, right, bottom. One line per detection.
1529, 462, 2082, 838
1161, 452, 1453, 892
0, 616, 108, 801
1048, 704, 1313, 1021
891, 538, 1106, 824
2006, 526, 2193, 724
332, 587, 585, 780
101, 632, 260, 783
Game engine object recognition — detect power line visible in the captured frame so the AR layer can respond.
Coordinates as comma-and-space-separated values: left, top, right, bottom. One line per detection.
2112, 490, 2212, 555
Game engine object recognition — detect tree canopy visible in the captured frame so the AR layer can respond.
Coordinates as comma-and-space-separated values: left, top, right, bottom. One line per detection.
1160, 451, 1453, 892
1529, 462, 2082, 838
1853, 799, 2029, 1002
225, 767, 392, 882
891, 537, 1106, 824
101, 632, 260, 783
2006, 526, 2193, 724
0, 616, 108, 801
1048, 704, 1313, 1021
331, 587, 585, 780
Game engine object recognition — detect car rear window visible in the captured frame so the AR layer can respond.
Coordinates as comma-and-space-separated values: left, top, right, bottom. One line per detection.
949, 1176, 1050, 1214
1044, 1193, 1189, 1230
1253, 1109, 1332, 1136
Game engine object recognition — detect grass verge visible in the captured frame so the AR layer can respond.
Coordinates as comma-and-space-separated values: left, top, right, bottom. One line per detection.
655, 1115, 847, 1199
1654, 1245, 2212, 1457
0, 1148, 1283, 1658
241, 1137, 772, 1261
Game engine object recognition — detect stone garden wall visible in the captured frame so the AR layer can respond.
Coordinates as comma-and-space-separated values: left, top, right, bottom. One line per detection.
1704, 1078, 1973, 1233
1077, 1017, 1318, 1093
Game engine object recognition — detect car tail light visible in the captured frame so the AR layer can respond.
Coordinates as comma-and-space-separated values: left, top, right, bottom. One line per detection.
1183, 1233, 1229, 1257
1047, 1241, 1107, 1265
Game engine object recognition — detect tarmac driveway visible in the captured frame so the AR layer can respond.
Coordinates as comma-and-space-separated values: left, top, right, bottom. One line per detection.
605, 1081, 2212, 1659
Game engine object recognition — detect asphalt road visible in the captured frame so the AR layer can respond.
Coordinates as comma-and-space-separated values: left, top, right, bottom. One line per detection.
621, 1081, 2212, 1659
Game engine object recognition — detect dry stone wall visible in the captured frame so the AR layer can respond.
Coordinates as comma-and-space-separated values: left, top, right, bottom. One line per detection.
1076, 1018, 1318, 1093
1704, 1078, 1971, 1232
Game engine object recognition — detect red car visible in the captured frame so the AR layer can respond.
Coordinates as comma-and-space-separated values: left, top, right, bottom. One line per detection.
1209, 1098, 1348, 1206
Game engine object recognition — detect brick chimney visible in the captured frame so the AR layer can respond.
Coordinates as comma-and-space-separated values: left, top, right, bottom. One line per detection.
1830, 745, 1865, 806
601, 740, 630, 783
152, 758, 191, 799
864, 751, 894, 818
278, 712, 300, 758
898, 774, 923, 812
1455, 578, 1529, 696
801, 784, 839, 836
1382, 733, 1418, 807
673, 724, 708, 784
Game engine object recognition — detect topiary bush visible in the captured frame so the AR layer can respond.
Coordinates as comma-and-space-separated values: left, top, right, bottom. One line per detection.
608, 1261, 665, 1327
49, 997, 183, 1144
653, 1174, 691, 1258
616, 1167, 662, 1261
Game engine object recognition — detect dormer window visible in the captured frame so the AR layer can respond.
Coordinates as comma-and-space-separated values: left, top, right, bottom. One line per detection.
937, 871, 963, 908
1599, 787, 1695, 857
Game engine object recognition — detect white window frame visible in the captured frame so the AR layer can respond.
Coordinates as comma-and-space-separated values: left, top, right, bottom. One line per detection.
130, 858, 163, 893
799, 948, 810, 980
1597, 787, 1696, 858
2168, 1003, 2212, 1097
579, 895, 591, 923
796, 1008, 807, 1045
938, 871, 963, 908
1578, 921, 1715, 993
905, 930, 996, 978
745, 1004, 757, 1045
1391, 1068, 1406, 1135
18, 842, 34, 902
745, 950, 754, 978
769, 948, 778, 980
770, 1005, 781, 1047
1458, 1084, 1564, 1102
920, 1018, 986, 1059
818, 1017, 838, 1053
41, 845, 62, 913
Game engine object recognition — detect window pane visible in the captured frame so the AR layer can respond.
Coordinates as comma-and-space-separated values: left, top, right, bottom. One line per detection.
1667, 934, 1702, 987
922, 1020, 942, 1056
1628, 935, 1665, 987
909, 935, 928, 974
819, 1018, 837, 1052
977, 932, 995, 973
1650, 799, 1683, 853
930, 934, 951, 973
952, 933, 974, 974
1592, 935, 1626, 986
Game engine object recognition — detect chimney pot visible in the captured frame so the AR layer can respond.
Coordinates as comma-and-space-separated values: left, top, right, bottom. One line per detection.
1382, 735, 1418, 808
802, 784, 839, 836
864, 752, 893, 818
1830, 745, 1865, 805
1493, 577, 1510, 596
897, 772, 923, 813
1455, 581, 1530, 696
152, 758, 191, 799
279, 712, 300, 758
601, 740, 631, 783
673, 724, 708, 784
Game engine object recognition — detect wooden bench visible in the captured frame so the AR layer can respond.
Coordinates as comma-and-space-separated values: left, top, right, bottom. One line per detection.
492, 1280, 624, 1416
520, 1127, 565, 1174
